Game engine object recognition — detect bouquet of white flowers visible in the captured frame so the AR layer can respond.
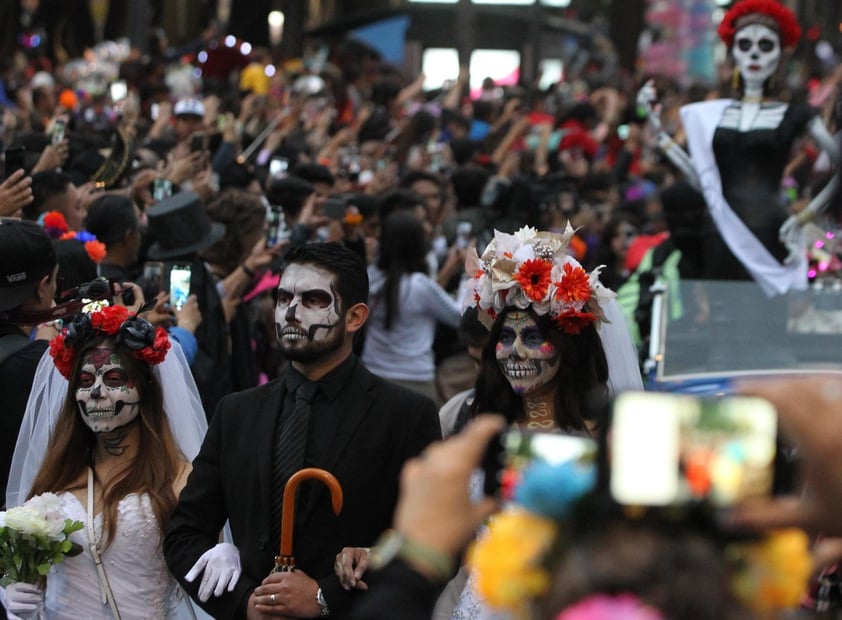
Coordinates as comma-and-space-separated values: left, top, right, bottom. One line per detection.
0, 493, 83, 587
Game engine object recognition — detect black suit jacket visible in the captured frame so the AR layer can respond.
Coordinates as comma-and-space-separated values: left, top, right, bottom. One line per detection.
164, 356, 441, 620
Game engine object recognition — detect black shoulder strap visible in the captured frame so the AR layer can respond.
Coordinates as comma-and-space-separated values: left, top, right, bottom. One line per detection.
0, 333, 30, 366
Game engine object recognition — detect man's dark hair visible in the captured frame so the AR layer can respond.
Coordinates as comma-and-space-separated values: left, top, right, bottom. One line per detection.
266, 177, 314, 219
399, 170, 441, 191
377, 188, 425, 222
25, 170, 73, 220
292, 162, 335, 187
284, 242, 368, 311
85, 194, 138, 246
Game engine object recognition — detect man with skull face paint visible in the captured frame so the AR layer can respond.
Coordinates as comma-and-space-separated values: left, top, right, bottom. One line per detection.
638, 0, 840, 297
165, 242, 442, 620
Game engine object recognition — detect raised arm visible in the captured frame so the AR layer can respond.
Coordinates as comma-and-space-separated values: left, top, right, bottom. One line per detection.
637, 80, 701, 189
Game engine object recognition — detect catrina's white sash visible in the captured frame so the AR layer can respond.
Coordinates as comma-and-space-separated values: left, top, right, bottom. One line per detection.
680, 99, 807, 296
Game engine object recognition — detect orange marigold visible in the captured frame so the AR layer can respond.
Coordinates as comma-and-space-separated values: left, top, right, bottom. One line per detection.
84, 240, 107, 263
514, 259, 553, 302
555, 263, 591, 303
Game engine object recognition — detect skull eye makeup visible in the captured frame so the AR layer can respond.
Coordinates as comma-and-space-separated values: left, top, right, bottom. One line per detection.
758, 38, 775, 52
103, 369, 129, 388
302, 290, 332, 309
498, 327, 516, 347
78, 372, 95, 389
520, 327, 546, 348
276, 290, 293, 306
737, 38, 753, 51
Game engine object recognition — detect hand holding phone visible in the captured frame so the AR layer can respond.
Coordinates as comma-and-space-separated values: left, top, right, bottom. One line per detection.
481, 429, 597, 500
4, 146, 26, 179
169, 265, 192, 311
190, 132, 206, 153
608, 392, 779, 508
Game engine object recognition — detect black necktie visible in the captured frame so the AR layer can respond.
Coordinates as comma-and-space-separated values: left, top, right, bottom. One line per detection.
271, 381, 317, 540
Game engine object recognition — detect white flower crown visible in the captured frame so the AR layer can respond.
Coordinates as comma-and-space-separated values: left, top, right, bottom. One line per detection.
463, 225, 614, 333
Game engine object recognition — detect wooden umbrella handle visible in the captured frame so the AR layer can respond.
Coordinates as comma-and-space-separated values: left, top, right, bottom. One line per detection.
277, 468, 343, 565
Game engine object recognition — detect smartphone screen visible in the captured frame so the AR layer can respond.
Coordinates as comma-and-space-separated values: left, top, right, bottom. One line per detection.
481, 429, 597, 499
52, 118, 66, 145
4, 146, 25, 178
110, 81, 128, 102
152, 178, 173, 202
169, 265, 192, 311
608, 392, 778, 508
142, 261, 164, 296
269, 157, 288, 178
190, 132, 206, 153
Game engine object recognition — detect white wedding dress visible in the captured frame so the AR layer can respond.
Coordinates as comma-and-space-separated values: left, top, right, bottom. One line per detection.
44, 492, 196, 620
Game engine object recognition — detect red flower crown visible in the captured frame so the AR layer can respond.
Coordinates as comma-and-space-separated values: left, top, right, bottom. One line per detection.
717, 0, 801, 49
49, 305, 170, 379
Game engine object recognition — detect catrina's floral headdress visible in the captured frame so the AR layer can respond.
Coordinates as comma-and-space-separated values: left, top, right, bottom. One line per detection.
40, 211, 107, 263
464, 225, 614, 334
49, 305, 170, 379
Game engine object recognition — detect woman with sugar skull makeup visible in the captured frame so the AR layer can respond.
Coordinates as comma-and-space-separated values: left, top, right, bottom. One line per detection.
638, 0, 839, 297
435, 225, 642, 620
3, 306, 210, 620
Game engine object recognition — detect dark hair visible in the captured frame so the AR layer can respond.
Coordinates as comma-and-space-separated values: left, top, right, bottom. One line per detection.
200, 189, 266, 275
470, 307, 609, 431
85, 194, 139, 246
377, 188, 426, 222
451, 164, 491, 209
399, 170, 442, 191
265, 177, 314, 219
292, 162, 335, 187
375, 212, 429, 330
284, 242, 369, 311
29, 335, 183, 548
25, 170, 73, 220
54, 239, 98, 291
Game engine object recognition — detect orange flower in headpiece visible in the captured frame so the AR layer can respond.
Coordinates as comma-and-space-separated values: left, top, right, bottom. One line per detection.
555, 263, 592, 304
84, 240, 107, 263
514, 259, 553, 302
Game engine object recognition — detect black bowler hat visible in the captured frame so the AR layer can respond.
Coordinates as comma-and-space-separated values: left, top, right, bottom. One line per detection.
146, 192, 226, 260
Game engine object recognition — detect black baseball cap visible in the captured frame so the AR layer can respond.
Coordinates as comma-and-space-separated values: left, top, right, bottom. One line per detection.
0, 219, 57, 312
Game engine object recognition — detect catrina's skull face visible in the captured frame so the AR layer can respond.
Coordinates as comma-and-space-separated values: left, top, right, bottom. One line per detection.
732, 24, 781, 91
496, 311, 560, 395
75, 346, 141, 433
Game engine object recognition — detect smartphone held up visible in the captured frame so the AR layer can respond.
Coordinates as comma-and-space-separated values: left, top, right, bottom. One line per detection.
169, 264, 192, 311
607, 392, 780, 509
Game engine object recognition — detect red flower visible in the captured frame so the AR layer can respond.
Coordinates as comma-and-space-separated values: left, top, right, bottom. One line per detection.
84, 240, 107, 263
513, 259, 553, 302
555, 263, 592, 304
43, 211, 69, 235
59, 231, 77, 241
91, 305, 130, 335
553, 309, 597, 335
134, 327, 171, 365
49, 333, 74, 379
717, 0, 801, 48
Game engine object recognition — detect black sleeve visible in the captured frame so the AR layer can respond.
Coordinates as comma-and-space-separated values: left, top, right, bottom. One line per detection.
349, 560, 442, 620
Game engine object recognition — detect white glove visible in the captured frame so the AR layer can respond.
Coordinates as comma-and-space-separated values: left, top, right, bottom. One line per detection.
184, 542, 242, 603
0, 582, 45, 619
636, 79, 662, 132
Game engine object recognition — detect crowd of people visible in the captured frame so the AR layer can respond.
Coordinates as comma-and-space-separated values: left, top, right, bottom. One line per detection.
2, 0, 842, 618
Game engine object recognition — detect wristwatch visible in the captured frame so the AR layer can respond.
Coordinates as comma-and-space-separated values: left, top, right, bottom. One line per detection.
368, 529, 455, 582
315, 587, 330, 617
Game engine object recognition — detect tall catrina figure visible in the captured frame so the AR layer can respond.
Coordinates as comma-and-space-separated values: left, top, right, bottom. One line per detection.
638, 0, 839, 297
